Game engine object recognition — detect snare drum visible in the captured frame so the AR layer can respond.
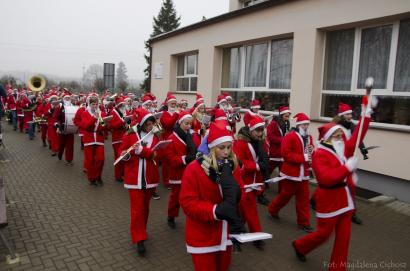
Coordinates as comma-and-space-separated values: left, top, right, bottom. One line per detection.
63, 106, 79, 134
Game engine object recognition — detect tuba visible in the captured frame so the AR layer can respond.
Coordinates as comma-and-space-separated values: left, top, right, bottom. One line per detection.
28, 75, 46, 92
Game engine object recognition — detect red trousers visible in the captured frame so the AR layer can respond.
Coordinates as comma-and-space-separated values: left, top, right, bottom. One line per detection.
239, 191, 262, 232
294, 211, 353, 271
47, 126, 59, 153
83, 145, 104, 182
191, 247, 232, 271
40, 124, 48, 141
18, 116, 24, 132
112, 143, 124, 181
167, 184, 181, 218
58, 134, 74, 162
268, 179, 310, 227
128, 189, 154, 243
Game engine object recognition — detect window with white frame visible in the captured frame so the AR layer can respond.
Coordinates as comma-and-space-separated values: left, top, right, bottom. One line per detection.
221, 37, 293, 111
176, 53, 198, 92
321, 19, 410, 126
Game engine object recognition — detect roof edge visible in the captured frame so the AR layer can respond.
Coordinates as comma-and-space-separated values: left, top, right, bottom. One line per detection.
149, 0, 295, 44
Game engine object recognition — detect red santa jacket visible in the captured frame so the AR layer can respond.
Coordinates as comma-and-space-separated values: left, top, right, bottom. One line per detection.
164, 131, 190, 184
279, 131, 313, 181
160, 110, 179, 140
266, 119, 286, 161
243, 110, 257, 127
73, 106, 86, 136
233, 134, 267, 193
6, 94, 17, 110
44, 103, 60, 127
79, 108, 106, 146
180, 161, 241, 254
109, 109, 126, 145
120, 131, 160, 189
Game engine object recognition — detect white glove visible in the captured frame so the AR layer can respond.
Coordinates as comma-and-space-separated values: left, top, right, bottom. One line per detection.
345, 157, 358, 172
304, 153, 311, 162
370, 96, 379, 109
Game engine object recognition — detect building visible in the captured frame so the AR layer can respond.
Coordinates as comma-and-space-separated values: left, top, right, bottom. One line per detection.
149, 0, 410, 202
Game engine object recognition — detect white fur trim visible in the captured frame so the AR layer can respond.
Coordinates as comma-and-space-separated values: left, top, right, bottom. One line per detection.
316, 187, 354, 218
169, 180, 181, 184
295, 120, 310, 125
142, 100, 152, 106
208, 135, 233, 149
140, 113, 154, 126
167, 98, 177, 103
279, 109, 291, 115
215, 116, 227, 121
251, 105, 261, 109
217, 98, 227, 104
250, 122, 264, 131
178, 114, 193, 124
338, 110, 352, 116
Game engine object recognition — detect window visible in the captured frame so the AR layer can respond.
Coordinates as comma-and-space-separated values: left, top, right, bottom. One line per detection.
321, 20, 410, 126
221, 37, 293, 111
176, 53, 198, 92
243, 0, 267, 8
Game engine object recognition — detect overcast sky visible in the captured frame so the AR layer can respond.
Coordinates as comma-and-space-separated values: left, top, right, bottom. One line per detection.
0, 0, 228, 82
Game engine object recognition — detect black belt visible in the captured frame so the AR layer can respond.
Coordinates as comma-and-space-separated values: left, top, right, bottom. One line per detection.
318, 182, 347, 190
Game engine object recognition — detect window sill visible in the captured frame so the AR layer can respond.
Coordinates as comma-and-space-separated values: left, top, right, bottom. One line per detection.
172, 91, 197, 95
311, 118, 410, 133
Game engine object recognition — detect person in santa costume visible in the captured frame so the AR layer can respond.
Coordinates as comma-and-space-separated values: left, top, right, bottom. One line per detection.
44, 95, 60, 155
268, 113, 314, 233
6, 88, 18, 130
292, 111, 371, 270
164, 111, 197, 229
35, 96, 48, 147
79, 95, 108, 185
108, 96, 129, 182
266, 106, 291, 184
233, 115, 269, 249
332, 103, 369, 225
159, 93, 180, 188
180, 98, 188, 110
73, 98, 87, 152
190, 93, 207, 141
180, 121, 246, 271
53, 94, 75, 165
243, 99, 261, 127
119, 108, 160, 255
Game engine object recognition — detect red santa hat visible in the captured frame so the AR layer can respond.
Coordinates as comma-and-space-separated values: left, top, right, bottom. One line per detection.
196, 93, 204, 103
223, 92, 232, 101
180, 98, 188, 105
250, 99, 261, 109
141, 94, 153, 106
150, 93, 157, 103
318, 122, 345, 141
166, 92, 177, 103
248, 115, 265, 131
279, 106, 291, 115
214, 108, 227, 121
177, 110, 193, 124
293, 113, 310, 126
115, 96, 125, 107
134, 108, 154, 127
338, 103, 353, 116
217, 94, 227, 105
207, 121, 234, 149
62, 93, 71, 99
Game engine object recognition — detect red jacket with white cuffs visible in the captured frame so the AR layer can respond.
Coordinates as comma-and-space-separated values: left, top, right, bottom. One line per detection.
79, 109, 106, 146
120, 131, 159, 189
73, 106, 86, 137
164, 131, 189, 184
266, 119, 285, 162
279, 131, 313, 181
160, 111, 179, 140
180, 161, 242, 254
109, 109, 126, 145
312, 116, 370, 218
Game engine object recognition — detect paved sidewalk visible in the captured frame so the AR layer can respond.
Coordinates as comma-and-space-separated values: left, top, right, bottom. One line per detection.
0, 123, 409, 271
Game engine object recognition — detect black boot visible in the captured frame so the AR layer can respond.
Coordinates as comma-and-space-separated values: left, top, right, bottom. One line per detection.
257, 194, 269, 206
97, 177, 103, 185
42, 140, 47, 147
253, 240, 265, 250
167, 217, 176, 229
137, 241, 146, 255
292, 241, 306, 262
351, 213, 363, 225
298, 225, 314, 233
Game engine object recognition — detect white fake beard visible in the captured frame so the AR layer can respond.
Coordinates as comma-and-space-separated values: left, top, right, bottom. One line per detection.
63, 101, 72, 106
332, 139, 345, 159
125, 105, 131, 111
298, 127, 308, 137
149, 107, 156, 113
168, 107, 176, 113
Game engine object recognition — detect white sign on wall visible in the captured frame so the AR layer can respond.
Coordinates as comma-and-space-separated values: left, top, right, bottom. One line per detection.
154, 62, 164, 79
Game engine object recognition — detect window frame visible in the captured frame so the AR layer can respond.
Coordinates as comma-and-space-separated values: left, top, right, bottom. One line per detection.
320, 20, 410, 129
176, 52, 198, 92
220, 37, 293, 102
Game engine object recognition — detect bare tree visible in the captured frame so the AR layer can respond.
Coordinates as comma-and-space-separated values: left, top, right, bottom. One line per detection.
83, 64, 103, 90
116, 62, 129, 91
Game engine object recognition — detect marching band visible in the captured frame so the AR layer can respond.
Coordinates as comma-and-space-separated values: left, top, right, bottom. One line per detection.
0, 81, 378, 271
